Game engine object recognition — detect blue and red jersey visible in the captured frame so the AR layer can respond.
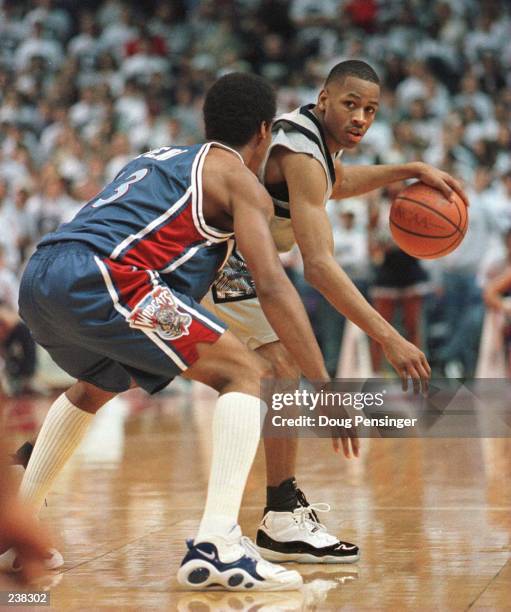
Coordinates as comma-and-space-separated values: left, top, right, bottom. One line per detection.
40, 143, 236, 301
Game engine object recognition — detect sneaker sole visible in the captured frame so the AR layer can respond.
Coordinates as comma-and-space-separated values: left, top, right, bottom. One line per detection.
177, 559, 303, 591
258, 548, 360, 564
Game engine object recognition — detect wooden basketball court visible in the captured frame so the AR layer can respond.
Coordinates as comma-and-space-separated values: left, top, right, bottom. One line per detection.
4, 385, 511, 610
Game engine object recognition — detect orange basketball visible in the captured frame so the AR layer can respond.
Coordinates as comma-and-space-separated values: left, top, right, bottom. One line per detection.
389, 181, 468, 259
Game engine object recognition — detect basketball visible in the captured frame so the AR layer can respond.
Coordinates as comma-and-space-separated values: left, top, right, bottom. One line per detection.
389, 181, 468, 259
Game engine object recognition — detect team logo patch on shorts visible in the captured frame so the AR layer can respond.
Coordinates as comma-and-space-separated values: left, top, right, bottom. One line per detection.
127, 286, 192, 340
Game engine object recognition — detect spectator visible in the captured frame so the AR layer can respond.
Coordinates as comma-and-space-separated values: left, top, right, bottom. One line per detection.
0, 245, 19, 309
0, 246, 36, 395
14, 20, 63, 72
368, 184, 431, 374
0, 0, 510, 385
435, 168, 499, 377
316, 203, 370, 376
0, 305, 37, 396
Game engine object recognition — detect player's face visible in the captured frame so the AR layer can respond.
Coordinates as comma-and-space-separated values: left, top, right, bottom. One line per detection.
317, 76, 380, 150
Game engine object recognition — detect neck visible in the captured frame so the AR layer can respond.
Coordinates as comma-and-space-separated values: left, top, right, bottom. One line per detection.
233, 142, 263, 174
310, 106, 342, 155
236, 144, 254, 168
211, 140, 249, 166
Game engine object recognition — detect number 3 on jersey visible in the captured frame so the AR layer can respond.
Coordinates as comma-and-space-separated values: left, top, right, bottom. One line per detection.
92, 168, 149, 208
91, 148, 186, 208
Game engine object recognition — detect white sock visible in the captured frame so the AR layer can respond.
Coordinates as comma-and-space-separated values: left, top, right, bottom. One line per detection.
20, 393, 94, 513
196, 392, 266, 542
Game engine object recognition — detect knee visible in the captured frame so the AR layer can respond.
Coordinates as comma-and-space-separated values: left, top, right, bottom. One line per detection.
66, 381, 117, 414
238, 352, 274, 383
271, 353, 300, 379
213, 352, 274, 396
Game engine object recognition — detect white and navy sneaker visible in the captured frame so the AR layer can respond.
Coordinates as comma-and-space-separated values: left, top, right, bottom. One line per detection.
0, 547, 64, 573
256, 495, 359, 564
177, 526, 302, 591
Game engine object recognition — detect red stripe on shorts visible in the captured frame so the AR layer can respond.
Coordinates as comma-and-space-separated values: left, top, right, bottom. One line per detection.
104, 259, 154, 309
171, 316, 222, 365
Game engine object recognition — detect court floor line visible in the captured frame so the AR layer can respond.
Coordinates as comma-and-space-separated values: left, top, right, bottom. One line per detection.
467, 558, 511, 610
57, 522, 186, 574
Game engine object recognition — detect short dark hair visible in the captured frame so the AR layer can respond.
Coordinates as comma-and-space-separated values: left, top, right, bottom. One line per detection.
325, 60, 380, 87
203, 72, 276, 147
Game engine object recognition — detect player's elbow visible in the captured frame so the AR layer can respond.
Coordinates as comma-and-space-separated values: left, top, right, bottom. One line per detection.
303, 257, 333, 289
254, 269, 287, 300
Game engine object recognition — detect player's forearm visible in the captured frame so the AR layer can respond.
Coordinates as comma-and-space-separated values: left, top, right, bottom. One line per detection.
304, 256, 399, 345
332, 162, 423, 199
257, 282, 329, 381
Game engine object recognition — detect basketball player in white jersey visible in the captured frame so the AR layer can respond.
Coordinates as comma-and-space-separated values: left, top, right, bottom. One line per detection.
204, 60, 468, 563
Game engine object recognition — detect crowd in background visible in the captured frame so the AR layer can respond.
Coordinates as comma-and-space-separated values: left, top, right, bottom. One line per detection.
0, 0, 511, 390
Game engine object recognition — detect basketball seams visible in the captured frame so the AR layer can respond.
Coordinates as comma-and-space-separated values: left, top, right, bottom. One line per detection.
391, 224, 464, 258
390, 182, 468, 259
389, 218, 457, 239
394, 195, 465, 236
415, 233, 464, 258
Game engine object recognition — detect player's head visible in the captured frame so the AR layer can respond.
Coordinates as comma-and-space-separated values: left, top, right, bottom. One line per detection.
203, 73, 276, 152
317, 60, 380, 150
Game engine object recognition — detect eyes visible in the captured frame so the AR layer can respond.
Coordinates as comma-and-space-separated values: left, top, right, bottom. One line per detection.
343, 100, 377, 115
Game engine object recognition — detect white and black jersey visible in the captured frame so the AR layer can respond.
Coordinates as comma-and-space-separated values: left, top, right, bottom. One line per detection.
210, 104, 341, 302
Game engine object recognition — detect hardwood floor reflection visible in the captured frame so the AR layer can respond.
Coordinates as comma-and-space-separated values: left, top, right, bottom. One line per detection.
4, 387, 511, 610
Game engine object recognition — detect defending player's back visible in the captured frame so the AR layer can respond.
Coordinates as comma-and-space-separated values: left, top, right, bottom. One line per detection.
40, 144, 234, 301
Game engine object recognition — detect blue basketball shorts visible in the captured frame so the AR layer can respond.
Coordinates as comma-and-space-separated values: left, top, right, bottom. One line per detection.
18, 241, 227, 394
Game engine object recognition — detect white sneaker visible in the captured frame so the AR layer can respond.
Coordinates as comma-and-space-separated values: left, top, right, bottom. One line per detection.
0, 547, 64, 573
177, 525, 303, 591
256, 504, 359, 564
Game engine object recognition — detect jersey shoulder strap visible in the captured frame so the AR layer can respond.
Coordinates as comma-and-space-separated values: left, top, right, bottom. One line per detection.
272, 104, 337, 186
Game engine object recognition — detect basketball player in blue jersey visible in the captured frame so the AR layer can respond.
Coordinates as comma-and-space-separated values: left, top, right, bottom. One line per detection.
0, 73, 339, 591
204, 61, 469, 564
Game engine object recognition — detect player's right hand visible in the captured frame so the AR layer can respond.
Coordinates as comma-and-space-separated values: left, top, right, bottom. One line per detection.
382, 335, 431, 394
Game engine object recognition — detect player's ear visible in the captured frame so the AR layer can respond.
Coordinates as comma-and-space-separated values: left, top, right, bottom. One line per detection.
317, 88, 328, 112
259, 120, 272, 142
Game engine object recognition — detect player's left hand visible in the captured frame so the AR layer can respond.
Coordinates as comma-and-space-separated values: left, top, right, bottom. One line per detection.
332, 428, 360, 459
317, 382, 360, 459
0, 499, 53, 584
414, 162, 469, 208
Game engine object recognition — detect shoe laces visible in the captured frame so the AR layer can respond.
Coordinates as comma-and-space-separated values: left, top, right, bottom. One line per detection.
295, 487, 330, 532
292, 502, 331, 533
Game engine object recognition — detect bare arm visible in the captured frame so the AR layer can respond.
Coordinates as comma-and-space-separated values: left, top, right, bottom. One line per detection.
332, 160, 469, 207
282, 152, 430, 390
484, 268, 511, 310
229, 169, 329, 382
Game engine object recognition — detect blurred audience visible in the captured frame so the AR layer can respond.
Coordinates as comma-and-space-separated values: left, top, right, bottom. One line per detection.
368, 184, 431, 375
0, 0, 510, 385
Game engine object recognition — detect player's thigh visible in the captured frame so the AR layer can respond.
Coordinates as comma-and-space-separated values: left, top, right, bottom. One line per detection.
183, 331, 273, 396
202, 292, 278, 350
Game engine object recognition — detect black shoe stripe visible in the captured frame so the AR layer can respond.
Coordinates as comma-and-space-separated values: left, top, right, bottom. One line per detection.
256, 530, 358, 557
